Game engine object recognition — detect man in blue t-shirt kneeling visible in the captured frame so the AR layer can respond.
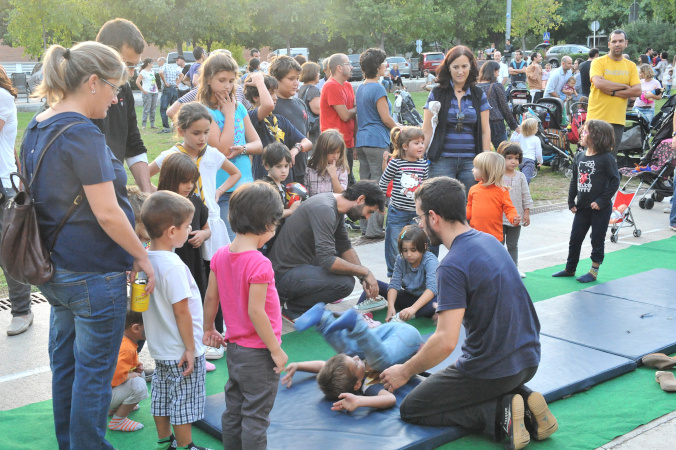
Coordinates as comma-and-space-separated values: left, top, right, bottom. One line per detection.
380, 177, 558, 449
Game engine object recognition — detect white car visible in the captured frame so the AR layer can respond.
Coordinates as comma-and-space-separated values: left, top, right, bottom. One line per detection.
386, 56, 411, 78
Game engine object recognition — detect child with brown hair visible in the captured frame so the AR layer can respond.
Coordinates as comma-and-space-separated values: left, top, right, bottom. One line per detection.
305, 129, 350, 196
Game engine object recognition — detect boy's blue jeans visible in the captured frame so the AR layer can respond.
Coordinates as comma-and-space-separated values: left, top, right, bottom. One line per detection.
39, 268, 127, 450
318, 311, 424, 372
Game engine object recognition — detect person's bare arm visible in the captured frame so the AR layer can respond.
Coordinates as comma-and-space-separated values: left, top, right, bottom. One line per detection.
376, 96, 397, 129
83, 181, 155, 292
202, 272, 224, 348
422, 108, 433, 149
228, 114, 264, 160
591, 75, 631, 95
208, 92, 237, 157
309, 96, 321, 115
281, 360, 326, 387
331, 390, 396, 411
614, 83, 642, 99
380, 308, 464, 391
0, 118, 5, 133
336, 248, 378, 298
136, 74, 146, 94
480, 109, 491, 151
129, 161, 153, 193
167, 99, 183, 119
172, 299, 196, 376
249, 73, 274, 122
332, 104, 357, 122
249, 283, 288, 372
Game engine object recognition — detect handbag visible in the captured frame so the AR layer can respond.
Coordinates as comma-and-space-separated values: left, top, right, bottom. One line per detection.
0, 121, 85, 285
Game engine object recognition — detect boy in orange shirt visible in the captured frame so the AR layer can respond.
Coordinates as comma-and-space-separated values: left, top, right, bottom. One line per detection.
108, 310, 149, 432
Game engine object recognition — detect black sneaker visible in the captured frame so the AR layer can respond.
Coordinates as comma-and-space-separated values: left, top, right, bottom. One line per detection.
499, 394, 530, 450
281, 303, 300, 323
524, 392, 558, 441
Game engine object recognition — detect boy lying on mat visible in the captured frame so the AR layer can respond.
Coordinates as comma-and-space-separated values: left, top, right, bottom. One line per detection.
281, 303, 424, 411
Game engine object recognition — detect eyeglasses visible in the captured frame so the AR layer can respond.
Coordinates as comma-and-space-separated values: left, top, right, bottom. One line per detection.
100, 78, 122, 95
456, 112, 465, 132
413, 213, 427, 225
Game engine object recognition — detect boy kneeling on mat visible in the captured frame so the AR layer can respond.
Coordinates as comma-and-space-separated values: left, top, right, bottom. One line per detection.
281, 303, 424, 411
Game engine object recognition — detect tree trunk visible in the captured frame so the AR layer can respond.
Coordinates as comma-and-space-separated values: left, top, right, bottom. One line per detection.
522, 36, 527, 51
42, 19, 46, 50
177, 40, 183, 57
206, 39, 213, 53
286, 36, 291, 56
379, 32, 385, 50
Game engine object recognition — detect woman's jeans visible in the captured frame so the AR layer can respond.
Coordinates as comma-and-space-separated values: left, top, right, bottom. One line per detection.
429, 156, 477, 194
141, 92, 158, 127
218, 191, 235, 241
382, 78, 393, 92
633, 106, 655, 125
385, 205, 417, 276
39, 268, 127, 450
317, 310, 424, 371
490, 120, 507, 150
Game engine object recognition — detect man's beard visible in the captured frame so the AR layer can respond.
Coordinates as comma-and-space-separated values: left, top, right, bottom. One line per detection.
424, 216, 443, 246
346, 205, 363, 222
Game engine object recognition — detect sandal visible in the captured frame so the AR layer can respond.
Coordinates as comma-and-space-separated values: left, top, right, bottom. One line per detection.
655, 371, 676, 392
642, 353, 676, 370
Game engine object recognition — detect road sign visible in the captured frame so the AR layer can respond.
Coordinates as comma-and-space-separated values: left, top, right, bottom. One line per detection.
591, 21, 600, 32
416, 39, 423, 53
543, 32, 550, 41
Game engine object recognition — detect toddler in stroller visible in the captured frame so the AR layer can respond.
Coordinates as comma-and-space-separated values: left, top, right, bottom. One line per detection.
392, 89, 423, 126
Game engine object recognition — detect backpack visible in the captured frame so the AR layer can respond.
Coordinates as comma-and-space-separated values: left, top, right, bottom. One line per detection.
0, 122, 85, 285
300, 85, 320, 136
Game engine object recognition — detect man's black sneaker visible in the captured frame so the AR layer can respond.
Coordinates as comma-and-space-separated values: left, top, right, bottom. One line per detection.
499, 394, 530, 449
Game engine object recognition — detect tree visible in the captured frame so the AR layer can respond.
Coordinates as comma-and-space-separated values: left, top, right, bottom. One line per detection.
508, 0, 562, 50
7, 0, 92, 57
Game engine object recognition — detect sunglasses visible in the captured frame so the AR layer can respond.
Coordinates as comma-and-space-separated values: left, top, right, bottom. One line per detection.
456, 112, 465, 132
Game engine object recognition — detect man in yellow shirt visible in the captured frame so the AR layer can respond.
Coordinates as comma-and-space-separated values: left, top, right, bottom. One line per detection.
588, 29, 641, 155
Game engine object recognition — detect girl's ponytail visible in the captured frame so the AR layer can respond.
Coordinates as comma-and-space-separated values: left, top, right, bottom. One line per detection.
390, 126, 403, 158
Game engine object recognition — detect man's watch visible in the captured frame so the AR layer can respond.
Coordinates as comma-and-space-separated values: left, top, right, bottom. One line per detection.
611, 90, 616, 96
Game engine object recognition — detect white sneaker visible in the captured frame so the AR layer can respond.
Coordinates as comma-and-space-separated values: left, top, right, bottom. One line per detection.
389, 313, 406, 323
205, 346, 225, 360
360, 313, 381, 328
353, 296, 388, 312
665, 207, 671, 213
519, 271, 527, 279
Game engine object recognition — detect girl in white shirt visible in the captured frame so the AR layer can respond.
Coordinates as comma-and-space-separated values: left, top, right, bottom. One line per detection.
135, 58, 159, 129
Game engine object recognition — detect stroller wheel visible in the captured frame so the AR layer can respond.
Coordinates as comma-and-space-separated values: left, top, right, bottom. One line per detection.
652, 192, 665, 202
645, 197, 655, 210
639, 198, 647, 209
564, 167, 573, 179
633, 229, 642, 238
610, 234, 618, 243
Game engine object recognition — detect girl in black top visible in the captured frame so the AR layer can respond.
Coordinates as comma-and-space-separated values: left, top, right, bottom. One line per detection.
553, 120, 620, 283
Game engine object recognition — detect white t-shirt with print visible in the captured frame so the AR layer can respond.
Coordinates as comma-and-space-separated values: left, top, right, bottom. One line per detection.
0, 88, 18, 188
139, 69, 158, 93
143, 250, 206, 361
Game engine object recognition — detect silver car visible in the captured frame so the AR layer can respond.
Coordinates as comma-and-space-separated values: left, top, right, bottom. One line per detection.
386, 56, 411, 78
545, 45, 590, 68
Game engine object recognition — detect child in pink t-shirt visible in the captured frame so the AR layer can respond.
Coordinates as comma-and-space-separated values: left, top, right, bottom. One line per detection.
202, 181, 288, 449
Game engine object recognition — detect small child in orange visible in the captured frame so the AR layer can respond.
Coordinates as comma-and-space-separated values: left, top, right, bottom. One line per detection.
467, 152, 520, 241
108, 310, 149, 432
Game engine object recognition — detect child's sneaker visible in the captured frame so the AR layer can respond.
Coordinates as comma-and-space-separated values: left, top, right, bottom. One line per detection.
205, 361, 216, 372
361, 312, 381, 328
205, 346, 224, 360
353, 296, 388, 312
389, 313, 406, 323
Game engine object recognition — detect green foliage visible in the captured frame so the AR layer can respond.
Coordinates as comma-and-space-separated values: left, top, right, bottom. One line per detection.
622, 19, 676, 62
507, 0, 563, 48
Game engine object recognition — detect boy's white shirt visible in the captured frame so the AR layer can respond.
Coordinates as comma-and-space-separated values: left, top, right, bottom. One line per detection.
142, 250, 206, 360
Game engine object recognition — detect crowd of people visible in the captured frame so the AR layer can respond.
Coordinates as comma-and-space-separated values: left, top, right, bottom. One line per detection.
1, 18, 675, 450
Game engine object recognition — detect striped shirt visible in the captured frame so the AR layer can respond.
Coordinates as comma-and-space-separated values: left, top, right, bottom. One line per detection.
160, 64, 181, 87
379, 158, 429, 211
424, 86, 490, 158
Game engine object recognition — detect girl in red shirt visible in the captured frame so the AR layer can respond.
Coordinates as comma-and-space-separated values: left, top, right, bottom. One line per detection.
466, 152, 520, 241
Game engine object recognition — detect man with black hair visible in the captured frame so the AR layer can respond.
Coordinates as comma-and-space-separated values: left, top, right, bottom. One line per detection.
93, 18, 152, 192
579, 48, 600, 97
381, 177, 555, 450
269, 181, 385, 320
187, 46, 206, 88
251, 48, 261, 59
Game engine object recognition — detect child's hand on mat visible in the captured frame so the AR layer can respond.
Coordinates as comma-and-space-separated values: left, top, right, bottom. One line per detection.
272, 348, 289, 374
203, 330, 224, 348
178, 349, 194, 376
281, 363, 298, 387
512, 215, 521, 226
399, 307, 416, 321
591, 202, 600, 210
331, 393, 360, 412
386, 306, 397, 322
570, 206, 577, 213
380, 364, 409, 392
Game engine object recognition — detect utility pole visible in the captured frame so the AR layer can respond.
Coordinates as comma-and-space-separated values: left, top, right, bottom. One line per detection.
506, 0, 512, 41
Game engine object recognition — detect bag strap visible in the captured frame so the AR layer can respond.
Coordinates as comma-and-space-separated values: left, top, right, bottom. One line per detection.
21, 120, 86, 252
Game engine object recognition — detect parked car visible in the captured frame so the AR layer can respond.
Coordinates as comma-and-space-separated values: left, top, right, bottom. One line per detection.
545, 45, 590, 68
347, 54, 363, 81
420, 52, 444, 74
386, 56, 411, 78
523, 43, 551, 58
273, 47, 310, 60
166, 51, 196, 74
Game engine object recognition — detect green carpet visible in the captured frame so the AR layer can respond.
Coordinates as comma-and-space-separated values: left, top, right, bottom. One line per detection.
1, 236, 675, 449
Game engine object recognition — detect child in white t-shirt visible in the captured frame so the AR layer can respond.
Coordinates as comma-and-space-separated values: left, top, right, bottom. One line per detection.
510, 118, 543, 184
140, 191, 212, 450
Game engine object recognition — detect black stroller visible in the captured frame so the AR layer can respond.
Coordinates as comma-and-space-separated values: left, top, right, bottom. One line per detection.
393, 89, 423, 126
616, 111, 652, 169
618, 139, 675, 210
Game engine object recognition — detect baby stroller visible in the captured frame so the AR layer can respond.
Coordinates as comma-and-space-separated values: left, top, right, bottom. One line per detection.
616, 111, 651, 169
566, 101, 587, 146
608, 190, 641, 242
508, 86, 531, 108
618, 139, 676, 210
393, 89, 423, 126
